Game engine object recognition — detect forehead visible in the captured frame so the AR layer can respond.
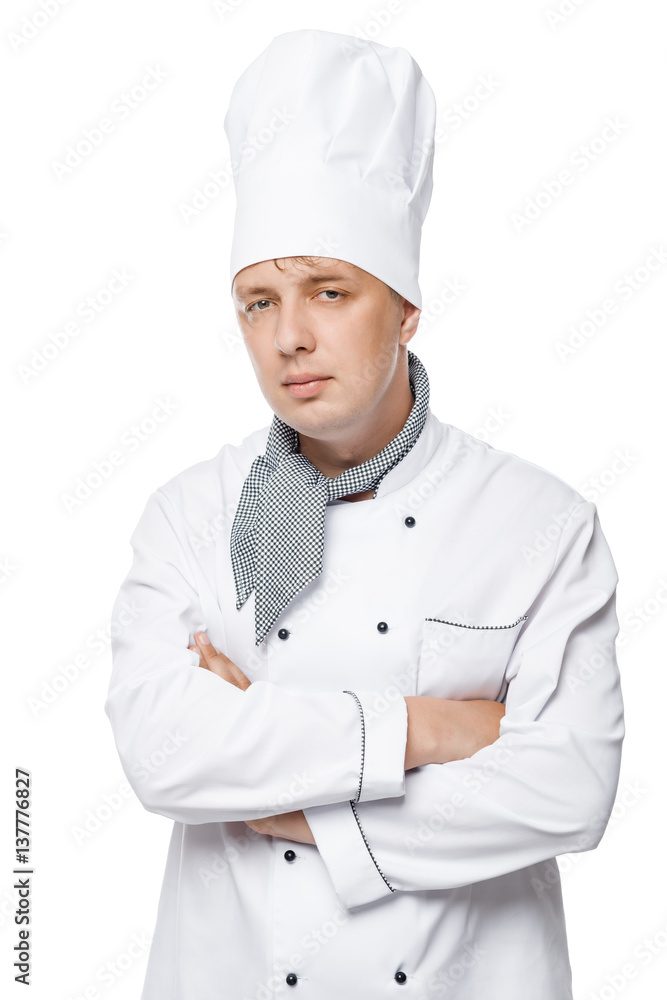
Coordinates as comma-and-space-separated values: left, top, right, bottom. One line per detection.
233, 258, 363, 297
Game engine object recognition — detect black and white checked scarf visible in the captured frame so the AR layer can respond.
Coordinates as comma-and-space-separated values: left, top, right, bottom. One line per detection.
230, 349, 430, 645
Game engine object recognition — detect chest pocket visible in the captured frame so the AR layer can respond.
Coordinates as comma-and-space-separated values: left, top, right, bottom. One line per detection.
416, 613, 527, 701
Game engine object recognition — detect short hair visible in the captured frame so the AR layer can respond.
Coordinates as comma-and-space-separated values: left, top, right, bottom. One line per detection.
272, 256, 402, 304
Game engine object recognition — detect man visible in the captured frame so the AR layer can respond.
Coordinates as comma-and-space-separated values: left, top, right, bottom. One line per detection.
104, 29, 624, 999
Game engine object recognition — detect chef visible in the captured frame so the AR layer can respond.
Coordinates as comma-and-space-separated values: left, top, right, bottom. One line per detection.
104, 28, 625, 1000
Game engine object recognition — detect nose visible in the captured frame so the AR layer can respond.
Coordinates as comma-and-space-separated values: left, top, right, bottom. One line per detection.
273, 297, 316, 355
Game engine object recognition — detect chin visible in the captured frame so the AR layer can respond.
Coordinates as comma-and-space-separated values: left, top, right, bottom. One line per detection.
295, 409, 358, 440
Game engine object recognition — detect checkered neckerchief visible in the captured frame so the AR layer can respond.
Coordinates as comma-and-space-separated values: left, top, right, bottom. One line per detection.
230, 349, 430, 645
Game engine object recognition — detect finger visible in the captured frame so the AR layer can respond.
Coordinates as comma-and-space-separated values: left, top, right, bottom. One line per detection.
195, 633, 232, 678
246, 817, 273, 836
195, 632, 252, 690
188, 644, 206, 669
195, 635, 250, 690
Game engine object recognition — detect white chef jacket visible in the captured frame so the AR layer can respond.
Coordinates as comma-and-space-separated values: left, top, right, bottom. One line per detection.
104, 407, 625, 1000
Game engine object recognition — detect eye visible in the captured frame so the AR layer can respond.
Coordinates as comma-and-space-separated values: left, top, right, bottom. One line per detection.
247, 299, 271, 313
318, 290, 342, 301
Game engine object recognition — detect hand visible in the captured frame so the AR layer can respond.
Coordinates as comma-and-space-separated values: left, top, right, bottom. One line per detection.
405, 696, 506, 768
188, 631, 252, 691
434, 697, 506, 763
244, 809, 315, 845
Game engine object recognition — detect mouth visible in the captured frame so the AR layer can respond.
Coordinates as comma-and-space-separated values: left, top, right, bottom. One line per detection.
283, 375, 332, 398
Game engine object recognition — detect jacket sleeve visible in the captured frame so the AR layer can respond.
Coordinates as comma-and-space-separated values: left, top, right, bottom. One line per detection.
104, 488, 408, 825
303, 500, 625, 909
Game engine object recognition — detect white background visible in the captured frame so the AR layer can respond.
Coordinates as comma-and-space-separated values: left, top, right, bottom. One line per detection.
2, 0, 665, 997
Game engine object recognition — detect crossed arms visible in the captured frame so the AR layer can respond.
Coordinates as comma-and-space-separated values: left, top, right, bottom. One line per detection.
187, 630, 506, 845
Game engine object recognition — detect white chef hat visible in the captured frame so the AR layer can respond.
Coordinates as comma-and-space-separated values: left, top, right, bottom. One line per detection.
223, 28, 436, 309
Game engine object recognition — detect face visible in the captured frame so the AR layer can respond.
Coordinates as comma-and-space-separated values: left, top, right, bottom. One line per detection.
231, 257, 420, 445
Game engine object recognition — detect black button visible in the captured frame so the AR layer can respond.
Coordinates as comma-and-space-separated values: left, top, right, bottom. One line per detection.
377, 621, 388, 633
278, 628, 290, 640
286, 972, 298, 986
394, 970, 407, 984
284, 849, 296, 863
404, 515, 416, 527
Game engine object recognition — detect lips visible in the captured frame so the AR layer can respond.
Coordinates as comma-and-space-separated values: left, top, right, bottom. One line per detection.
283, 374, 330, 385
283, 376, 331, 398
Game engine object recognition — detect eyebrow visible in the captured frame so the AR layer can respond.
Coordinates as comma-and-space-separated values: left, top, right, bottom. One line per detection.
235, 273, 356, 297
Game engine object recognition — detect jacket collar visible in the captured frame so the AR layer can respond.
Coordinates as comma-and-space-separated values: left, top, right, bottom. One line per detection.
372, 406, 445, 500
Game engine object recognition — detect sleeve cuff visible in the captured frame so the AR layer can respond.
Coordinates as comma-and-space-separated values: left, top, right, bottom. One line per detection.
303, 798, 397, 909
342, 690, 407, 803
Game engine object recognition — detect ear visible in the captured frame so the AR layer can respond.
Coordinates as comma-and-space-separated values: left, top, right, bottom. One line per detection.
398, 299, 421, 346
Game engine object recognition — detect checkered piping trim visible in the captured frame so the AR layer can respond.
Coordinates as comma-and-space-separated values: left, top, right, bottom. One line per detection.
425, 615, 528, 630
349, 801, 396, 893
343, 690, 365, 803
343, 688, 396, 893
